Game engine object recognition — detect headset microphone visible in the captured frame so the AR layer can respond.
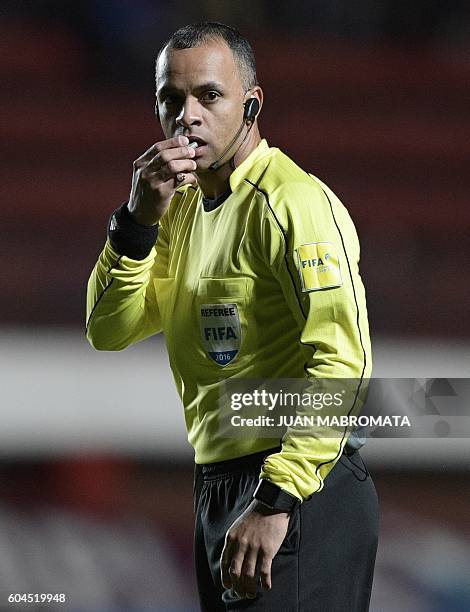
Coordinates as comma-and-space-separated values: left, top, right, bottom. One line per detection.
208, 97, 260, 171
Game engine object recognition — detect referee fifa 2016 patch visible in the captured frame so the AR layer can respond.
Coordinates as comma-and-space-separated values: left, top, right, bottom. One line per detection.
200, 303, 241, 366
295, 241, 343, 292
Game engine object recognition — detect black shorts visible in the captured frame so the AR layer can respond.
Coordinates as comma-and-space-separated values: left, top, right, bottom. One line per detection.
193, 446, 379, 611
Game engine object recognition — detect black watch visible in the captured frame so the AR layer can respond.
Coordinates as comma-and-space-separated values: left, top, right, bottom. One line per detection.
253, 480, 300, 513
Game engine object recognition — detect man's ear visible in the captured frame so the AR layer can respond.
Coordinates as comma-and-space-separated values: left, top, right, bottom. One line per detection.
244, 86, 263, 117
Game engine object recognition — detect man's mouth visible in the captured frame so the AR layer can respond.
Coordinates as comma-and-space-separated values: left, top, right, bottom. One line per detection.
188, 136, 207, 146
186, 137, 207, 158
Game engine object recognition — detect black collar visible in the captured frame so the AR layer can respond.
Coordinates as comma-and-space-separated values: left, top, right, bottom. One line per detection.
202, 188, 232, 212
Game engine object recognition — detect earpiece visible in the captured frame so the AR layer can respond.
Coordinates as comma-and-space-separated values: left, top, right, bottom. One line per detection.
208, 97, 260, 170
243, 97, 260, 122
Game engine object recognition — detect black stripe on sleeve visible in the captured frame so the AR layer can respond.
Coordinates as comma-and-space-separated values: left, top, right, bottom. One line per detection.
247, 173, 368, 495
308, 180, 367, 492
244, 179, 308, 320
245, 177, 316, 377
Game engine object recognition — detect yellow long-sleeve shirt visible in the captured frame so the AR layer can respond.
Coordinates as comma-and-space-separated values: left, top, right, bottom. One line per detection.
86, 139, 372, 500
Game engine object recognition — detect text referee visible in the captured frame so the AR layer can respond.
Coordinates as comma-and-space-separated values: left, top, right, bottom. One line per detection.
86, 22, 379, 611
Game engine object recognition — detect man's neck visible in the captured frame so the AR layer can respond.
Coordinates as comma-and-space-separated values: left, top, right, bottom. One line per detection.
196, 128, 261, 199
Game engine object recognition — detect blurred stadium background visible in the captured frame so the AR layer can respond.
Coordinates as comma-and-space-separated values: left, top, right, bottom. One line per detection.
1, 1, 470, 610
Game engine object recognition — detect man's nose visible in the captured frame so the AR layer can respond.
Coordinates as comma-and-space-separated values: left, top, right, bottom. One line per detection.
175, 98, 201, 127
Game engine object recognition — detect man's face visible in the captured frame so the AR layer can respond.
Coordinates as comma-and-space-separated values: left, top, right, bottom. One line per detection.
156, 39, 248, 172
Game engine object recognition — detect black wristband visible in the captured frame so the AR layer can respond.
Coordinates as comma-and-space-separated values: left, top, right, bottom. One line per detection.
107, 202, 158, 260
253, 479, 301, 513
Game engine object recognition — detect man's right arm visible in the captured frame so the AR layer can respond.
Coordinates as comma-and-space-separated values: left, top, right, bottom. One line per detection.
86, 136, 197, 351
86, 205, 168, 351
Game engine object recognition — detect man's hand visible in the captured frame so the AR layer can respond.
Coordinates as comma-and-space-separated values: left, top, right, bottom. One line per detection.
220, 500, 291, 599
127, 136, 197, 226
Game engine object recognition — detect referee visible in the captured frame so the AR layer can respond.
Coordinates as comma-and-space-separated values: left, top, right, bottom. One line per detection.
86, 22, 379, 611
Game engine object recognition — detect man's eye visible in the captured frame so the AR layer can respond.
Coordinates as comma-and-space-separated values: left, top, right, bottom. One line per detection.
201, 91, 219, 102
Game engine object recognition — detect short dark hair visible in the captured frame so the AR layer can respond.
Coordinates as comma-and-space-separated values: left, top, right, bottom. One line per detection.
156, 22, 258, 91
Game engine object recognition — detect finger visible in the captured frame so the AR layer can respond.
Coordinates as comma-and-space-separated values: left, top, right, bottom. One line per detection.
134, 136, 190, 167
259, 553, 273, 591
143, 159, 197, 182
185, 172, 198, 185
145, 145, 196, 172
228, 553, 245, 598
172, 172, 197, 188
240, 548, 259, 599
220, 537, 236, 589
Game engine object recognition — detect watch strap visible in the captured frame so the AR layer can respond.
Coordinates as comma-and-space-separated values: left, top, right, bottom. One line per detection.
253, 479, 300, 513
108, 202, 158, 260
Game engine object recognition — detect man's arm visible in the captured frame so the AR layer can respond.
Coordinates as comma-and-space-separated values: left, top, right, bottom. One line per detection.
220, 177, 372, 598
86, 136, 197, 350
85, 208, 167, 350
259, 176, 372, 500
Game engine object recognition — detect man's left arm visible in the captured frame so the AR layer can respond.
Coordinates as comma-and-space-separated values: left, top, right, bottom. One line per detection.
220, 177, 372, 597
260, 176, 372, 500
